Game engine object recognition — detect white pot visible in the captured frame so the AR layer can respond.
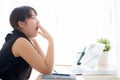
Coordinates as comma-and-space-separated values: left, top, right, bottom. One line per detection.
98, 52, 109, 65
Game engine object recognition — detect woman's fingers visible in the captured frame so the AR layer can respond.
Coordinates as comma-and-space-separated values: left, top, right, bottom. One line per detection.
38, 25, 46, 33
37, 24, 53, 41
38, 31, 43, 37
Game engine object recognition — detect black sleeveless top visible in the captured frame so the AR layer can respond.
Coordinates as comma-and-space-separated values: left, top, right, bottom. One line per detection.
0, 30, 32, 80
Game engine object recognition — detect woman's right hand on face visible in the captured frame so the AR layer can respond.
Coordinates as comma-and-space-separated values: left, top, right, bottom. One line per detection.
38, 24, 53, 42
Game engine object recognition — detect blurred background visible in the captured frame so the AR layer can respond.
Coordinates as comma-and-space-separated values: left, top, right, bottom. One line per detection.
0, 0, 120, 74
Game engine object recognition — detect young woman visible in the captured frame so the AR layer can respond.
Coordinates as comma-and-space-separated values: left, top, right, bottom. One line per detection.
0, 6, 54, 80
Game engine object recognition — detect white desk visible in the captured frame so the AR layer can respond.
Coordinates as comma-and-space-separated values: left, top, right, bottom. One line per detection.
81, 64, 119, 80
29, 69, 84, 80
35, 74, 120, 80
82, 75, 120, 80
36, 75, 84, 80
29, 65, 119, 80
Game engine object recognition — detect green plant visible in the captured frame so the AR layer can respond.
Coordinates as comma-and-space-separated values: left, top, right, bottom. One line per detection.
97, 38, 111, 52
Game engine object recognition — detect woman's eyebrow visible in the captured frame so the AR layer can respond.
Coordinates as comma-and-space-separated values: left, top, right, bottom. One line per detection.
31, 14, 37, 17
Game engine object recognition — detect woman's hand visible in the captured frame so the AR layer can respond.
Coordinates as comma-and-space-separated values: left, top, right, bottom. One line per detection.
38, 25, 53, 42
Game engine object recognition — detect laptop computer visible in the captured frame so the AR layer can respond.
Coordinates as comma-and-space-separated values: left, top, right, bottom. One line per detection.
65, 43, 105, 74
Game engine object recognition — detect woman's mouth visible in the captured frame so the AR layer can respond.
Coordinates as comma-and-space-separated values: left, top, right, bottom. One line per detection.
36, 27, 38, 31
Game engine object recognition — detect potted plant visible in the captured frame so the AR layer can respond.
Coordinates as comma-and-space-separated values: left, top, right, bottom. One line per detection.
97, 38, 111, 52
97, 38, 111, 65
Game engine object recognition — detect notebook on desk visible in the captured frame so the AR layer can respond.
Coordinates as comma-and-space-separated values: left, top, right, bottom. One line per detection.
41, 73, 76, 80
41, 67, 76, 80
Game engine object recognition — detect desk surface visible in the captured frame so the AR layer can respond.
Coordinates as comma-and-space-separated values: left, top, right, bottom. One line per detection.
29, 65, 118, 80
35, 74, 119, 80
29, 68, 84, 80
36, 75, 84, 80
35, 74, 120, 80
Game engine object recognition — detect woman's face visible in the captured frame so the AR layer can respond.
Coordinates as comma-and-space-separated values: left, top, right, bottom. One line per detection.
21, 10, 40, 38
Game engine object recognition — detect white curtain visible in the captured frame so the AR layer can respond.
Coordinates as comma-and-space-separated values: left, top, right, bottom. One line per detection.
112, 0, 120, 76
0, 0, 117, 66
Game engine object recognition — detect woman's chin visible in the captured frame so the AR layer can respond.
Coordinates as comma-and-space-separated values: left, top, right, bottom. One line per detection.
34, 34, 38, 37
30, 34, 37, 38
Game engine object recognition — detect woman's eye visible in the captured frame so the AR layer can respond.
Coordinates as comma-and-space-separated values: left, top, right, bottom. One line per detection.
31, 17, 36, 19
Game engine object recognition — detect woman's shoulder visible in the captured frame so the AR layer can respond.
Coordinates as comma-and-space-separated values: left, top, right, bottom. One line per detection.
12, 37, 33, 57
14, 37, 30, 44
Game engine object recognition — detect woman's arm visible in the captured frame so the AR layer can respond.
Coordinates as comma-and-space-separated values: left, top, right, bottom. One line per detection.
12, 26, 54, 74
31, 38, 54, 73
34, 25, 54, 73
30, 39, 45, 60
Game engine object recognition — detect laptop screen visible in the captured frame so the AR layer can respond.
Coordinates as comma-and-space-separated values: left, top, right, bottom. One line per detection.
78, 43, 105, 68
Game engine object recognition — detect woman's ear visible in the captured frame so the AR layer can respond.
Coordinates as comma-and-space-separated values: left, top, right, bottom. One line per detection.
18, 21, 25, 29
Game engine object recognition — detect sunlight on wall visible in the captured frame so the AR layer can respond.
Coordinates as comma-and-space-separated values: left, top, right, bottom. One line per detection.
54, 0, 115, 65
